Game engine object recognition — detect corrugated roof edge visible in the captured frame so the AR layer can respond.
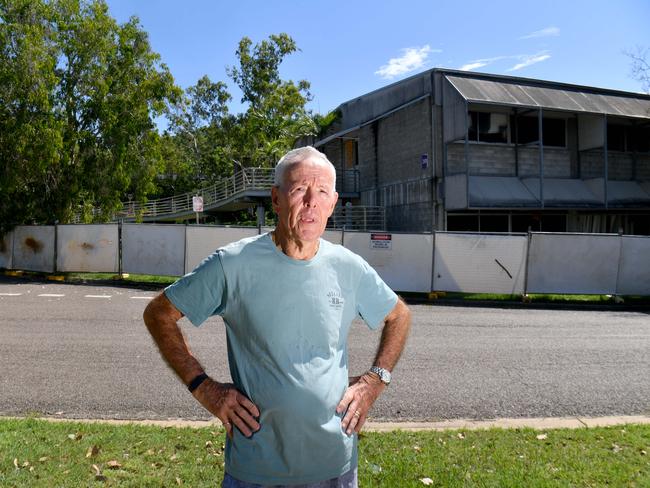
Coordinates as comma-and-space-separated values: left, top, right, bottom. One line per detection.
333, 68, 650, 112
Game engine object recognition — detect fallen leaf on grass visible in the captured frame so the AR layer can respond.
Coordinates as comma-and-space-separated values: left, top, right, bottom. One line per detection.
611, 444, 621, 453
106, 460, 122, 469
67, 433, 82, 441
536, 434, 548, 440
86, 445, 100, 458
92, 463, 107, 481
413, 445, 422, 451
640, 450, 647, 456
169, 453, 178, 461
13, 458, 19, 469
457, 433, 465, 439
419, 478, 434, 485
39, 457, 49, 462
176, 477, 182, 485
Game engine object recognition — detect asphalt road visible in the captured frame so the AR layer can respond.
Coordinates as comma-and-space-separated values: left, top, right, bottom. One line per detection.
1, 279, 649, 422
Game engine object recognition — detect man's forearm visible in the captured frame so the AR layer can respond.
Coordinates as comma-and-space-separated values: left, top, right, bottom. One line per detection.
372, 297, 411, 372
143, 293, 204, 385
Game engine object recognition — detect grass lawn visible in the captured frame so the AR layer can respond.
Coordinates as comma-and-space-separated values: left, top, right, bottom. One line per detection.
1, 418, 648, 487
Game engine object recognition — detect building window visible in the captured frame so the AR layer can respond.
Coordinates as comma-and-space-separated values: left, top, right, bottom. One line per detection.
513, 116, 566, 147
632, 126, 650, 152
447, 215, 479, 232
468, 112, 508, 143
344, 139, 358, 168
607, 124, 626, 151
606, 124, 650, 153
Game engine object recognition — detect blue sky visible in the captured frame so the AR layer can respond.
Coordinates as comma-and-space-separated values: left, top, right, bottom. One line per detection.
106, 0, 650, 115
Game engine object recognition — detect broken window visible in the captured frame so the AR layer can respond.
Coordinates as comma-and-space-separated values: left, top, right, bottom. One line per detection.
468, 112, 508, 143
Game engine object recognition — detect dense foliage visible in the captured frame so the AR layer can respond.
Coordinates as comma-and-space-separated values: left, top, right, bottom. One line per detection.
1, 0, 321, 230
0, 0, 180, 231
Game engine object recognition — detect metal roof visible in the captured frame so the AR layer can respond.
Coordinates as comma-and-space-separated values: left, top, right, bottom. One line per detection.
446, 75, 650, 119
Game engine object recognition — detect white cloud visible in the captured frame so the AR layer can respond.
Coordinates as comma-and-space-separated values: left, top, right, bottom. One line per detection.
375, 45, 440, 79
459, 61, 489, 71
519, 26, 560, 40
507, 52, 551, 71
459, 51, 551, 72
459, 56, 507, 71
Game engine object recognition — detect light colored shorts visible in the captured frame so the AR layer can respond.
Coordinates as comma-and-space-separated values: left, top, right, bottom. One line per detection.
221, 467, 358, 488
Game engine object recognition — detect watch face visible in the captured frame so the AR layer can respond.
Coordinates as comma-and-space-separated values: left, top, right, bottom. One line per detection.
371, 366, 391, 384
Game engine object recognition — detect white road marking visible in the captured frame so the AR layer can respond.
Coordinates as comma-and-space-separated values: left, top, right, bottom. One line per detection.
130, 296, 154, 300
84, 295, 112, 298
0, 293, 22, 296
38, 293, 65, 297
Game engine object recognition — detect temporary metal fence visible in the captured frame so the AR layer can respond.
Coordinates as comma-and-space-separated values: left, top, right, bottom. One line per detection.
2, 225, 649, 296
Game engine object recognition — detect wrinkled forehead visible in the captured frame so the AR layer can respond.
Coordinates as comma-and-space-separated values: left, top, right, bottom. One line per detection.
284, 158, 336, 186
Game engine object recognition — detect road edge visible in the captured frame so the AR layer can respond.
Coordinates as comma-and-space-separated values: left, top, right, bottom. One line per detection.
4, 415, 649, 432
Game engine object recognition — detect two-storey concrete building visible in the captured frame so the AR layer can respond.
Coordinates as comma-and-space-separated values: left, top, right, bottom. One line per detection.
314, 69, 650, 235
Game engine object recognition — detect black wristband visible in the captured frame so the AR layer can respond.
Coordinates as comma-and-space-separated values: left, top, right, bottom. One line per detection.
187, 373, 209, 393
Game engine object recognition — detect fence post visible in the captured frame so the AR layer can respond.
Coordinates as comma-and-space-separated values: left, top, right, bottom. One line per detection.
614, 232, 624, 297
430, 231, 437, 293
118, 220, 123, 277
53, 223, 58, 274
523, 231, 532, 298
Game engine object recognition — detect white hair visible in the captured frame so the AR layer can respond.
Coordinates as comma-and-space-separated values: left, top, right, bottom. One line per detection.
274, 146, 336, 189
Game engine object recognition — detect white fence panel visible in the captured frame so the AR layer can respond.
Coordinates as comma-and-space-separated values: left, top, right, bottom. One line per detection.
185, 226, 259, 273
56, 225, 119, 273
617, 236, 650, 295
343, 232, 433, 293
122, 224, 185, 276
0, 231, 14, 269
433, 233, 527, 294
527, 233, 619, 294
12, 225, 56, 273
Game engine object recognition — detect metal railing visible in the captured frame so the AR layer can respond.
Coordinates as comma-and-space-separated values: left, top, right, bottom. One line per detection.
116, 167, 276, 220
72, 167, 361, 223
329, 205, 385, 231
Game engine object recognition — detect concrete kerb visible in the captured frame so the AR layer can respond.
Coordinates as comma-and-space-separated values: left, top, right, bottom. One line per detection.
5, 415, 650, 432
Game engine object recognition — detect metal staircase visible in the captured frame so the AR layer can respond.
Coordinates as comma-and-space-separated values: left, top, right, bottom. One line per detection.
73, 167, 386, 231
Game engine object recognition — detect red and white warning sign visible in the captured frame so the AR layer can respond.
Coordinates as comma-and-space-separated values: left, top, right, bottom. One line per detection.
370, 233, 392, 250
192, 196, 204, 212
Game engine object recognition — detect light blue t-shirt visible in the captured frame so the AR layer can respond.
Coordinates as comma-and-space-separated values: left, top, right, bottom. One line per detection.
165, 233, 398, 485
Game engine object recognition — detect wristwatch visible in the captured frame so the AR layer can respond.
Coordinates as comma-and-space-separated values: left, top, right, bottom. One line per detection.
369, 366, 391, 385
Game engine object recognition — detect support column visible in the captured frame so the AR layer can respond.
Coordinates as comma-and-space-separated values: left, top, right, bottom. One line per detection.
538, 108, 544, 208
256, 205, 265, 229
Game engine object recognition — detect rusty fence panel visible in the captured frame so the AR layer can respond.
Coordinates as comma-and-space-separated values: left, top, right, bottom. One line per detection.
11, 226, 56, 273
56, 225, 119, 273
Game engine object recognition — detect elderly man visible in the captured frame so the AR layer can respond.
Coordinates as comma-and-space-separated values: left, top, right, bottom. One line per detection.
143, 146, 411, 487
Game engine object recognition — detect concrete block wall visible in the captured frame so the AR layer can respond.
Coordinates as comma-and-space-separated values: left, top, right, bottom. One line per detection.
385, 202, 433, 232
446, 143, 572, 178
447, 144, 516, 175
518, 147, 571, 178
375, 98, 432, 185
580, 151, 649, 180
638, 154, 650, 181
357, 123, 378, 192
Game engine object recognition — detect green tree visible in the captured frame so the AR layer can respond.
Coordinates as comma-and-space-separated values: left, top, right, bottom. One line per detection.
161, 33, 317, 198
227, 33, 317, 167
0, 0, 180, 232
164, 75, 234, 190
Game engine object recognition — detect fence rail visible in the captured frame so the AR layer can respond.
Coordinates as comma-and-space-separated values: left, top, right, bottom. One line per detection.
72, 167, 360, 223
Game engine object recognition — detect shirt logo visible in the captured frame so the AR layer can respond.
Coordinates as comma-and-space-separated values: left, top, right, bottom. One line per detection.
327, 290, 344, 310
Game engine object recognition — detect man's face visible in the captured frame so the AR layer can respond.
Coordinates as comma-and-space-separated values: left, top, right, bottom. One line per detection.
272, 158, 338, 245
